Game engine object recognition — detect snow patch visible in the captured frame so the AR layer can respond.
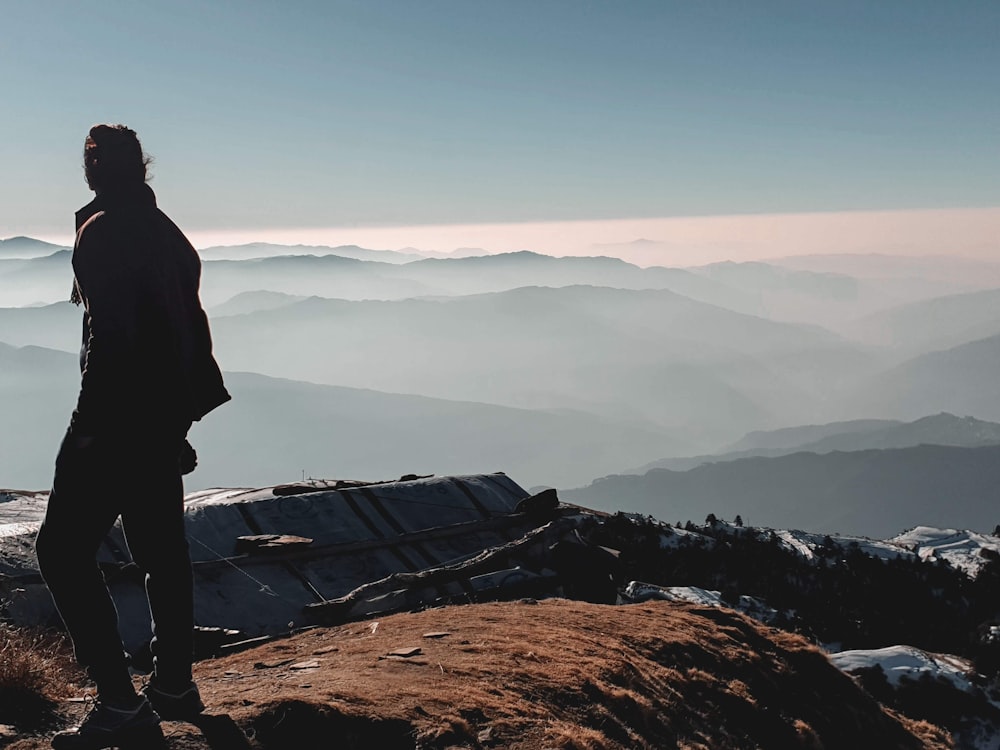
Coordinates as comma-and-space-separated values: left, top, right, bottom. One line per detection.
830, 644, 972, 691
623, 581, 780, 624
889, 526, 1000, 577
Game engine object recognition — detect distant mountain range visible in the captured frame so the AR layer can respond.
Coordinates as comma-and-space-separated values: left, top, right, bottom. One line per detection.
198, 242, 424, 264
11, 277, 1000, 454
0, 236, 68, 259
627, 413, 1000, 473
197, 242, 493, 263
768, 252, 1000, 290
565, 443, 1000, 538
6, 236, 1000, 538
198, 248, 1000, 330
724, 418, 896, 452
195, 250, 752, 311
206, 284, 873, 446
6, 238, 990, 329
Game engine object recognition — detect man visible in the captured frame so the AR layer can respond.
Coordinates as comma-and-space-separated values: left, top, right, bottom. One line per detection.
35, 124, 231, 749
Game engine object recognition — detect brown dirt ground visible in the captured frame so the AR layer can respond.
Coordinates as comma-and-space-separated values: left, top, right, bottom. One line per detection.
7, 598, 951, 750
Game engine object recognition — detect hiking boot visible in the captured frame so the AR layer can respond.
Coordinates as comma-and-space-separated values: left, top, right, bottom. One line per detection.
142, 677, 205, 721
51, 697, 162, 749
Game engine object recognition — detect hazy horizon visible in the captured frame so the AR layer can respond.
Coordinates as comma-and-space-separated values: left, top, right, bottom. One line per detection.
12, 205, 1000, 269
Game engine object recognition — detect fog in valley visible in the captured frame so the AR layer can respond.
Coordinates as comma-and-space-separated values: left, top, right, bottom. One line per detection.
4, 233, 1000, 537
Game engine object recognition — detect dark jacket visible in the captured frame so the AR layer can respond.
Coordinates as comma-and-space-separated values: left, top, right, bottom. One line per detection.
70, 183, 230, 436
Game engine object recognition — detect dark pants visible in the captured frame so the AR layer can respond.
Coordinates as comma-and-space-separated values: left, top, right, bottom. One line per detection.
35, 425, 194, 698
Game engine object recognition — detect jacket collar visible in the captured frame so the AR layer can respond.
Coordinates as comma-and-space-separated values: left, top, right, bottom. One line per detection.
75, 183, 157, 230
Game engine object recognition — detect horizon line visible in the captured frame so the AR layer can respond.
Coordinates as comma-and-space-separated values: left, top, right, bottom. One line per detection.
8, 205, 1000, 267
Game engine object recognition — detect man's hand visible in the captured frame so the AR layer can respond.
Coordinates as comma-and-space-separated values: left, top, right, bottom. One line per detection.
178, 439, 198, 475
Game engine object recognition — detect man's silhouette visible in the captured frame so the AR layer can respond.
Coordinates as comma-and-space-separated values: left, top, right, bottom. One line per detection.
35, 124, 230, 749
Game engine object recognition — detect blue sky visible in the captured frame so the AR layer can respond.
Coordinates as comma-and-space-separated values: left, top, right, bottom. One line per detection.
1, 0, 997, 247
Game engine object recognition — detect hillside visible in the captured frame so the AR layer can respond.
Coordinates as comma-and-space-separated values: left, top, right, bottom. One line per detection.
0, 252, 72, 307
847, 334, 1000, 422
0, 346, 691, 490
199, 255, 438, 305
207, 291, 308, 317
0, 303, 79, 352
850, 287, 1000, 354
0, 343, 79, 488
725, 418, 897, 452
189, 371, 694, 490
5, 599, 948, 750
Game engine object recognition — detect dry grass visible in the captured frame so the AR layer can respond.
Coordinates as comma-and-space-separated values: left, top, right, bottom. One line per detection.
0, 624, 80, 731
3, 599, 955, 749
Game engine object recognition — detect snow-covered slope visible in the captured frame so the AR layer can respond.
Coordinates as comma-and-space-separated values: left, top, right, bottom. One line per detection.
703, 521, 1000, 578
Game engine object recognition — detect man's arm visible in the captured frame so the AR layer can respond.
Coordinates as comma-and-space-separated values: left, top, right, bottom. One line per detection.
71, 215, 142, 436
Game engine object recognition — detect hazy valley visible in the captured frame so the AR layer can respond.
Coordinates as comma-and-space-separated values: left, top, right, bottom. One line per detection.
4, 237, 1000, 540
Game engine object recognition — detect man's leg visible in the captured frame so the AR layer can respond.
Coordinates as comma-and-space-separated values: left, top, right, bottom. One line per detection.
120, 426, 205, 719
35, 431, 137, 703
120, 458, 194, 687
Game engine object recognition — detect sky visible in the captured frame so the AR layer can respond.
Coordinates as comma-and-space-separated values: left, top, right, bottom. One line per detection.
1, 1, 997, 263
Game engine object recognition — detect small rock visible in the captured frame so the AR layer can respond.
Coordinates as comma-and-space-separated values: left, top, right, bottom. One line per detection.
289, 660, 321, 670
422, 631, 451, 639
478, 727, 493, 743
0, 724, 16, 739
254, 658, 294, 669
234, 534, 313, 553
388, 647, 422, 658
313, 645, 339, 655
